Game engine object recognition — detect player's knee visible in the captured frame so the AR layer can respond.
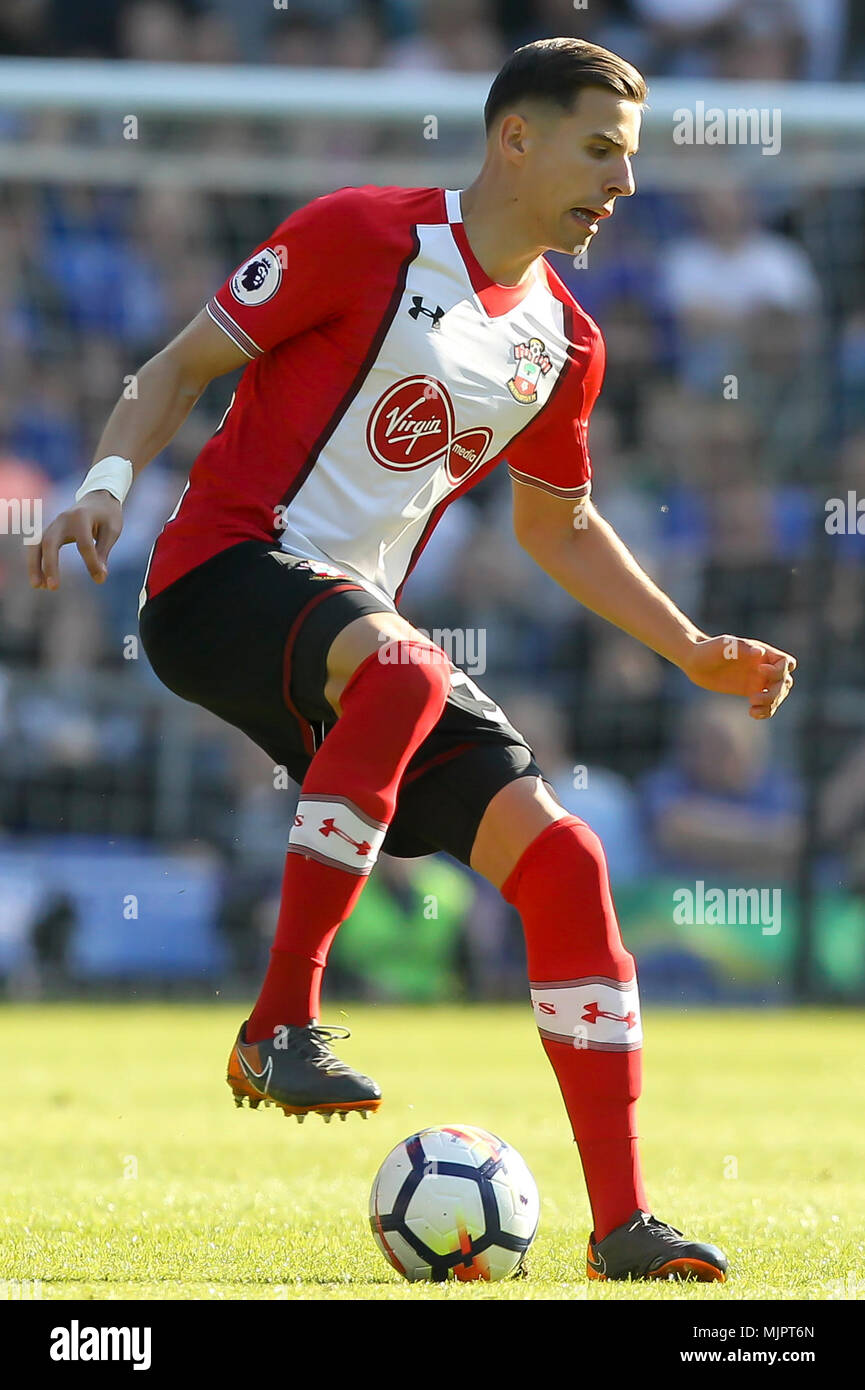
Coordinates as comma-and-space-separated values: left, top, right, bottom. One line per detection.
378, 639, 451, 712
502, 812, 612, 899
562, 816, 613, 892
565, 817, 634, 967
511, 813, 631, 959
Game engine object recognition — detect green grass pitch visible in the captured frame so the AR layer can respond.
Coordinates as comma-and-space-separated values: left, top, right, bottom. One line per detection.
2, 1002, 863, 1300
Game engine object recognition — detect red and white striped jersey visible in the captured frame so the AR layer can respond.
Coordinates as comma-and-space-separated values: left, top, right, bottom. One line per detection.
141, 185, 605, 609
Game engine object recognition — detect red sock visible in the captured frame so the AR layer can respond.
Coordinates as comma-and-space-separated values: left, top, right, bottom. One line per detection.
247, 640, 450, 1040
501, 814, 648, 1242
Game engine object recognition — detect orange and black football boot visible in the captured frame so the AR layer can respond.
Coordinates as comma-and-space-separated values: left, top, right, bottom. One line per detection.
586, 1209, 727, 1282
227, 1021, 381, 1123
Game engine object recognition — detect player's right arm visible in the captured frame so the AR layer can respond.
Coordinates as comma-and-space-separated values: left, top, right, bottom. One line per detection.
27, 310, 249, 590
30, 187, 377, 590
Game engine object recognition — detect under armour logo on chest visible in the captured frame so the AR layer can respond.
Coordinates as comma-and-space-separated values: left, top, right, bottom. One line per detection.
408, 296, 444, 329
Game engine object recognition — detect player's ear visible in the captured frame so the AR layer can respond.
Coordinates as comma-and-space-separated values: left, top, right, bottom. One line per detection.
499, 113, 530, 161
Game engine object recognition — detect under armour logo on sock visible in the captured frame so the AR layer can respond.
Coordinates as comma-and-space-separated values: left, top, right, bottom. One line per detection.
530, 978, 642, 1051
318, 817, 372, 857
288, 795, 387, 876
582, 1002, 637, 1029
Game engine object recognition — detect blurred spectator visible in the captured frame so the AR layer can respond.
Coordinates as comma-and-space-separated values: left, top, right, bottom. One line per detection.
8, 366, 85, 483
1, 0, 859, 79
0, 0, 51, 57
30, 888, 78, 992
717, 0, 807, 81
385, 0, 505, 71
659, 185, 821, 393
839, 311, 865, 435
628, 0, 807, 79
503, 689, 651, 885
119, 1, 201, 62
819, 735, 865, 892
629, 0, 740, 76
328, 853, 476, 1001
40, 189, 167, 350
641, 697, 803, 879
789, 0, 848, 81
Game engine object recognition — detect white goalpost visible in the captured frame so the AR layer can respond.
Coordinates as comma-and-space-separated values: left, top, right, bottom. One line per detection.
1, 61, 865, 191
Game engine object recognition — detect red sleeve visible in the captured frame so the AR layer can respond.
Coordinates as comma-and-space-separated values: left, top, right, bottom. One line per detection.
205, 187, 370, 358
505, 305, 605, 500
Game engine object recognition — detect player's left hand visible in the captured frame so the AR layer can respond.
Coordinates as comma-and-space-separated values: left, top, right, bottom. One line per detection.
681, 635, 797, 720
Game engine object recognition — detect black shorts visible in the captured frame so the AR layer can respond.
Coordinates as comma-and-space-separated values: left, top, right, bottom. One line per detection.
138, 539, 544, 865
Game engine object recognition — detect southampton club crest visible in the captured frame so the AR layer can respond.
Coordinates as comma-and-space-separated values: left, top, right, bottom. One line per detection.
507, 336, 552, 404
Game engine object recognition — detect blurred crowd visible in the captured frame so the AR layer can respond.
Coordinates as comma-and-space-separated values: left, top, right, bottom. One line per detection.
2, 0, 865, 997
2, 0, 865, 79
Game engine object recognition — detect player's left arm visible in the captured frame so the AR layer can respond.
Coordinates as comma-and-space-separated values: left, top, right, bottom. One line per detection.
512, 484, 796, 720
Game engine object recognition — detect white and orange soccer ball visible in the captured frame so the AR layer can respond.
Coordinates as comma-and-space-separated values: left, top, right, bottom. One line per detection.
369, 1124, 540, 1282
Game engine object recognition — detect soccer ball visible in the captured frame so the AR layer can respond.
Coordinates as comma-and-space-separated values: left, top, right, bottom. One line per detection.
368, 1123, 540, 1282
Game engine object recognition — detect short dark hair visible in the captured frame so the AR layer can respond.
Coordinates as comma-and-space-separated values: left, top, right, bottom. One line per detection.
484, 37, 647, 133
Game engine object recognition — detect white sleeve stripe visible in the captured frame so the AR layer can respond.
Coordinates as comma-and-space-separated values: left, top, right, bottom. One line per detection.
205, 297, 262, 359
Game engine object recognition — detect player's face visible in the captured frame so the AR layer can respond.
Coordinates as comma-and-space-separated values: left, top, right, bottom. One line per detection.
526, 88, 641, 256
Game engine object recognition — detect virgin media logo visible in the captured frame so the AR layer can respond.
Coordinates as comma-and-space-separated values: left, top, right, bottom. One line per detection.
366, 376, 492, 484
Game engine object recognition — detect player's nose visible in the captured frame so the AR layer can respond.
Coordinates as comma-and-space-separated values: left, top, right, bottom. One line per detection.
605, 157, 636, 199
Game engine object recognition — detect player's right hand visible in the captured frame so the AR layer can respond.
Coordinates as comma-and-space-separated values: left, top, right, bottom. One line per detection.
27, 491, 123, 590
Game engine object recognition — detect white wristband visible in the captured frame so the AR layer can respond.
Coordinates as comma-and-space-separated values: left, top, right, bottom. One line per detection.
75, 456, 134, 505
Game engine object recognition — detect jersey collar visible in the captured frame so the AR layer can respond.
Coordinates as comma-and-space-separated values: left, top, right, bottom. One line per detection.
444, 188, 538, 318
